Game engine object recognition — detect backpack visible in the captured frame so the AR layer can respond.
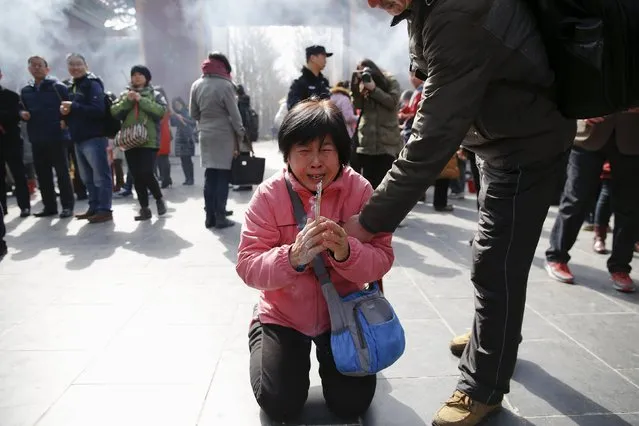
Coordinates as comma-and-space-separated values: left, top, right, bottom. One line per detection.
71, 76, 121, 138
524, 0, 639, 118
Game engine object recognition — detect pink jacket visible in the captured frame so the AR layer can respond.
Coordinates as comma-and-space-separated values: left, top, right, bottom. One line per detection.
330, 91, 357, 138
236, 167, 394, 337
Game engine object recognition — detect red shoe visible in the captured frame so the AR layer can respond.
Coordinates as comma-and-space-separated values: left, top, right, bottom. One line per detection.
611, 272, 636, 293
545, 261, 575, 284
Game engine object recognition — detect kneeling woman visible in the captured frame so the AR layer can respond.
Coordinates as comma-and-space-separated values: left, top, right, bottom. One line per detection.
236, 99, 394, 422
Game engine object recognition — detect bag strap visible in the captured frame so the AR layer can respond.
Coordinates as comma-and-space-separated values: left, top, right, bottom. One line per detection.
284, 178, 332, 287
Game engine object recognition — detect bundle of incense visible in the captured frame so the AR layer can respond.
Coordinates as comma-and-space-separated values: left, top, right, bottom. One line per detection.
314, 181, 322, 221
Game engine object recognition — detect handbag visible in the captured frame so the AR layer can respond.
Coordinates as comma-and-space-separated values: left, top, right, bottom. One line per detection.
285, 178, 406, 377
231, 154, 266, 186
438, 155, 460, 180
114, 104, 148, 151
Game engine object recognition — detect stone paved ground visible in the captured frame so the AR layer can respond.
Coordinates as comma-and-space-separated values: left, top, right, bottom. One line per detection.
1, 141, 638, 426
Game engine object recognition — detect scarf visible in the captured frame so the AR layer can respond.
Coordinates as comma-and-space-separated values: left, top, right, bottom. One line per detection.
201, 59, 231, 79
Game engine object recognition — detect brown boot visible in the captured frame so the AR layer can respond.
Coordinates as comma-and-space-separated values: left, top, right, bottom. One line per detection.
88, 211, 113, 224
593, 225, 607, 254
449, 332, 471, 357
432, 391, 501, 426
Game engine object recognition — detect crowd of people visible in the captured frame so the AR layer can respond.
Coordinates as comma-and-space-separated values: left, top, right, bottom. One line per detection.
1, 0, 638, 425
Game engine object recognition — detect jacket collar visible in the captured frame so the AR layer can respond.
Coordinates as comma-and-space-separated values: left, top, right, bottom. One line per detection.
27, 76, 56, 88
301, 66, 324, 81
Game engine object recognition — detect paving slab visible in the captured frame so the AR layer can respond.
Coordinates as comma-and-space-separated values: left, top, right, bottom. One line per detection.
1, 141, 638, 426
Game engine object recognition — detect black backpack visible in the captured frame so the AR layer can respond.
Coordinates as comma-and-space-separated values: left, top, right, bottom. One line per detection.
524, 0, 639, 118
71, 76, 121, 138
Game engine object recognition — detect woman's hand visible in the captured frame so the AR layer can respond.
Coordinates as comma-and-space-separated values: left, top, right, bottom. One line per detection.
321, 219, 350, 262
363, 80, 376, 92
289, 218, 328, 268
127, 90, 140, 102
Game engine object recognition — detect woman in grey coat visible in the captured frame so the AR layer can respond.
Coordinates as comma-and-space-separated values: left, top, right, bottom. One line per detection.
189, 52, 244, 229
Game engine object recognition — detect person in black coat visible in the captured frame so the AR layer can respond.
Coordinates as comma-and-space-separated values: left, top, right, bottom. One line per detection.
0, 68, 31, 217
286, 45, 332, 110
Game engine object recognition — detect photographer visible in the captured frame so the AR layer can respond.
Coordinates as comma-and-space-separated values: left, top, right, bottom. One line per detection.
351, 59, 403, 189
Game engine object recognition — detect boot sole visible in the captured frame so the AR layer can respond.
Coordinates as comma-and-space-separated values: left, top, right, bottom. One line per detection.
544, 264, 574, 284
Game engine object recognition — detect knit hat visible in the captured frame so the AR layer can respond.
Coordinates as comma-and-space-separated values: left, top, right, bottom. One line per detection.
130, 65, 152, 83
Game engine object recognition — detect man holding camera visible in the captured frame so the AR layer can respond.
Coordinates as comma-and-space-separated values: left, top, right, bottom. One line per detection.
346, 1, 576, 425
286, 45, 332, 110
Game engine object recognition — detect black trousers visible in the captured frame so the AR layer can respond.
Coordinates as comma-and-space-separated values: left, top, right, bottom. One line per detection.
180, 156, 194, 183
125, 148, 162, 208
32, 142, 74, 212
458, 152, 567, 405
0, 203, 5, 240
0, 138, 30, 212
249, 321, 376, 423
468, 150, 481, 210
204, 168, 230, 219
156, 154, 171, 185
358, 153, 395, 190
433, 178, 450, 208
546, 144, 639, 273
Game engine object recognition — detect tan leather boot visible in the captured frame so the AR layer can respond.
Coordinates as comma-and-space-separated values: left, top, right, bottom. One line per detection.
449, 331, 471, 357
432, 390, 501, 426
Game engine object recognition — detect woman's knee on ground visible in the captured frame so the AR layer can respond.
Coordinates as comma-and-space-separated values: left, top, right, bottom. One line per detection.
253, 381, 308, 422
323, 375, 377, 419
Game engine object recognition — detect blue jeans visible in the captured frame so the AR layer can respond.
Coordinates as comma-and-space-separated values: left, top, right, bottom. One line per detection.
204, 168, 230, 219
75, 137, 113, 213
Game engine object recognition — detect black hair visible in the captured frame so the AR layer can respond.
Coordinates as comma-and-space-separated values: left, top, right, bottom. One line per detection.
278, 98, 351, 166
28, 56, 48, 67
336, 80, 350, 90
357, 58, 389, 92
236, 84, 246, 96
208, 51, 232, 73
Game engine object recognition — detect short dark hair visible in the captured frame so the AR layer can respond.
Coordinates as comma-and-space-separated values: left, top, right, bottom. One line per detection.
278, 98, 351, 166
28, 56, 48, 67
208, 51, 232, 73
66, 53, 87, 64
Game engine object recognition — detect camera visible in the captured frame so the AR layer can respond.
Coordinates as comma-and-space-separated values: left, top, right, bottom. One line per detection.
361, 67, 373, 83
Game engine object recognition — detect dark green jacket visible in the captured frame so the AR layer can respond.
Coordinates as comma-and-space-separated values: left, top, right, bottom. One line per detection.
111, 85, 167, 149
352, 73, 403, 157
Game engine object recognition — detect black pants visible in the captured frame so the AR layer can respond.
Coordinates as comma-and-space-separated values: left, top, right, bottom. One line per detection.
156, 154, 171, 185
180, 156, 194, 183
433, 178, 450, 208
0, 203, 5, 240
594, 179, 612, 228
546, 144, 639, 273
249, 321, 376, 422
468, 151, 481, 210
68, 143, 87, 198
125, 148, 162, 208
458, 152, 567, 405
204, 168, 230, 219
32, 142, 74, 212
358, 153, 395, 189
112, 159, 125, 190
0, 138, 30, 212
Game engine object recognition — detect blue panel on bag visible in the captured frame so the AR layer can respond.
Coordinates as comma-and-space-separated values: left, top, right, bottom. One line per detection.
341, 282, 379, 302
331, 329, 361, 374
357, 307, 406, 372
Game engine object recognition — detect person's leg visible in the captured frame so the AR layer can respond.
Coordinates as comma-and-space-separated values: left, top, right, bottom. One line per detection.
158, 154, 172, 187
248, 321, 312, 423
453, 152, 567, 409
314, 332, 376, 419
370, 154, 395, 190
434, 178, 451, 210
126, 149, 149, 209
545, 147, 605, 266
75, 142, 97, 213
180, 156, 194, 184
204, 168, 216, 226
68, 143, 87, 200
5, 139, 30, 212
32, 144, 57, 214
113, 159, 125, 191
214, 169, 233, 228
468, 151, 480, 210
593, 178, 612, 253
0, 147, 7, 213
606, 146, 639, 292
50, 142, 74, 213
83, 138, 112, 213
0, 203, 6, 257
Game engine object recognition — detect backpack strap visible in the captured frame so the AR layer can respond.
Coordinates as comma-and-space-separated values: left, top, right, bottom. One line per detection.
284, 178, 332, 286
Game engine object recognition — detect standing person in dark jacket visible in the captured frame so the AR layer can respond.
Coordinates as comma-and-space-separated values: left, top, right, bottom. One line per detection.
286, 45, 332, 110
170, 97, 197, 186
0, 68, 31, 217
62, 77, 87, 201
347, 1, 576, 425
20, 56, 75, 218
62, 53, 113, 223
